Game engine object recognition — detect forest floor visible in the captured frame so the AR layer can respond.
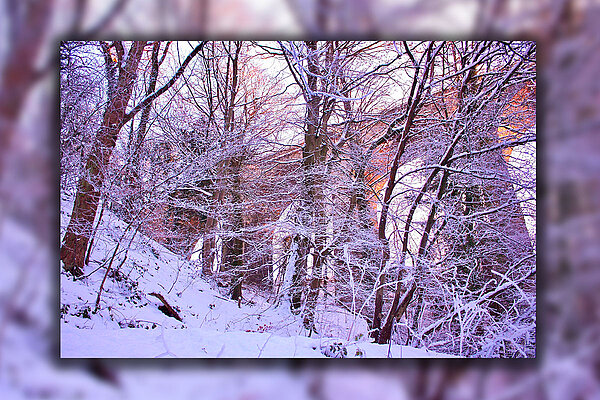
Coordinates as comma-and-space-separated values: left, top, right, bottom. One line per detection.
59, 195, 454, 358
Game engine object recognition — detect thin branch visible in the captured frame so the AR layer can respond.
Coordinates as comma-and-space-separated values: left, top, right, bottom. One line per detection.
122, 41, 206, 126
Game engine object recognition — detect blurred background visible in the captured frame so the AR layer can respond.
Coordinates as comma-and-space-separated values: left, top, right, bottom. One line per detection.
1, 0, 599, 399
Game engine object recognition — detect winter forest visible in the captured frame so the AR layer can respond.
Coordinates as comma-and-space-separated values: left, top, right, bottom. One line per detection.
60, 41, 536, 358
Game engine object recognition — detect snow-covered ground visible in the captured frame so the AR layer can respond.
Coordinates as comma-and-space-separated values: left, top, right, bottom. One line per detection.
61, 325, 449, 358
59, 195, 454, 359
1, 207, 417, 397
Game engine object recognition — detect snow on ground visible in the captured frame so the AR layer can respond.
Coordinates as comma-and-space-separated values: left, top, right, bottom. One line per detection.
61, 325, 450, 358
0, 193, 450, 399
59, 194, 454, 359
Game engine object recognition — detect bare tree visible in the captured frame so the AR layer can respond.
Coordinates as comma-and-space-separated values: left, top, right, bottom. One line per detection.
60, 41, 204, 277
369, 41, 536, 354
59, 40, 536, 357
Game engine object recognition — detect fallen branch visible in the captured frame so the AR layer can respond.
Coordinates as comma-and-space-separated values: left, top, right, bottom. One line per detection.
149, 292, 183, 322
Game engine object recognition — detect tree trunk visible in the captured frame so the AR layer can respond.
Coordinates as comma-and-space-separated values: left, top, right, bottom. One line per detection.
290, 235, 309, 313
60, 41, 147, 277
301, 41, 327, 333
377, 280, 416, 344
371, 130, 411, 341
219, 42, 246, 301
371, 42, 436, 341
61, 41, 204, 277
125, 41, 168, 195
223, 156, 245, 302
409, 169, 451, 345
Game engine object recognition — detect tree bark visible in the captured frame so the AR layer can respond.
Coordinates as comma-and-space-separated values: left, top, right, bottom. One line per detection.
377, 280, 416, 344
61, 41, 204, 278
61, 41, 147, 277
218, 42, 247, 301
128, 41, 170, 182
371, 130, 411, 341
301, 41, 331, 333
371, 42, 438, 341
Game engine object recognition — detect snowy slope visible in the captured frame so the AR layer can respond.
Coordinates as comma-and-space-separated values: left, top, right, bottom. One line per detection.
60, 195, 455, 358
1, 215, 417, 400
